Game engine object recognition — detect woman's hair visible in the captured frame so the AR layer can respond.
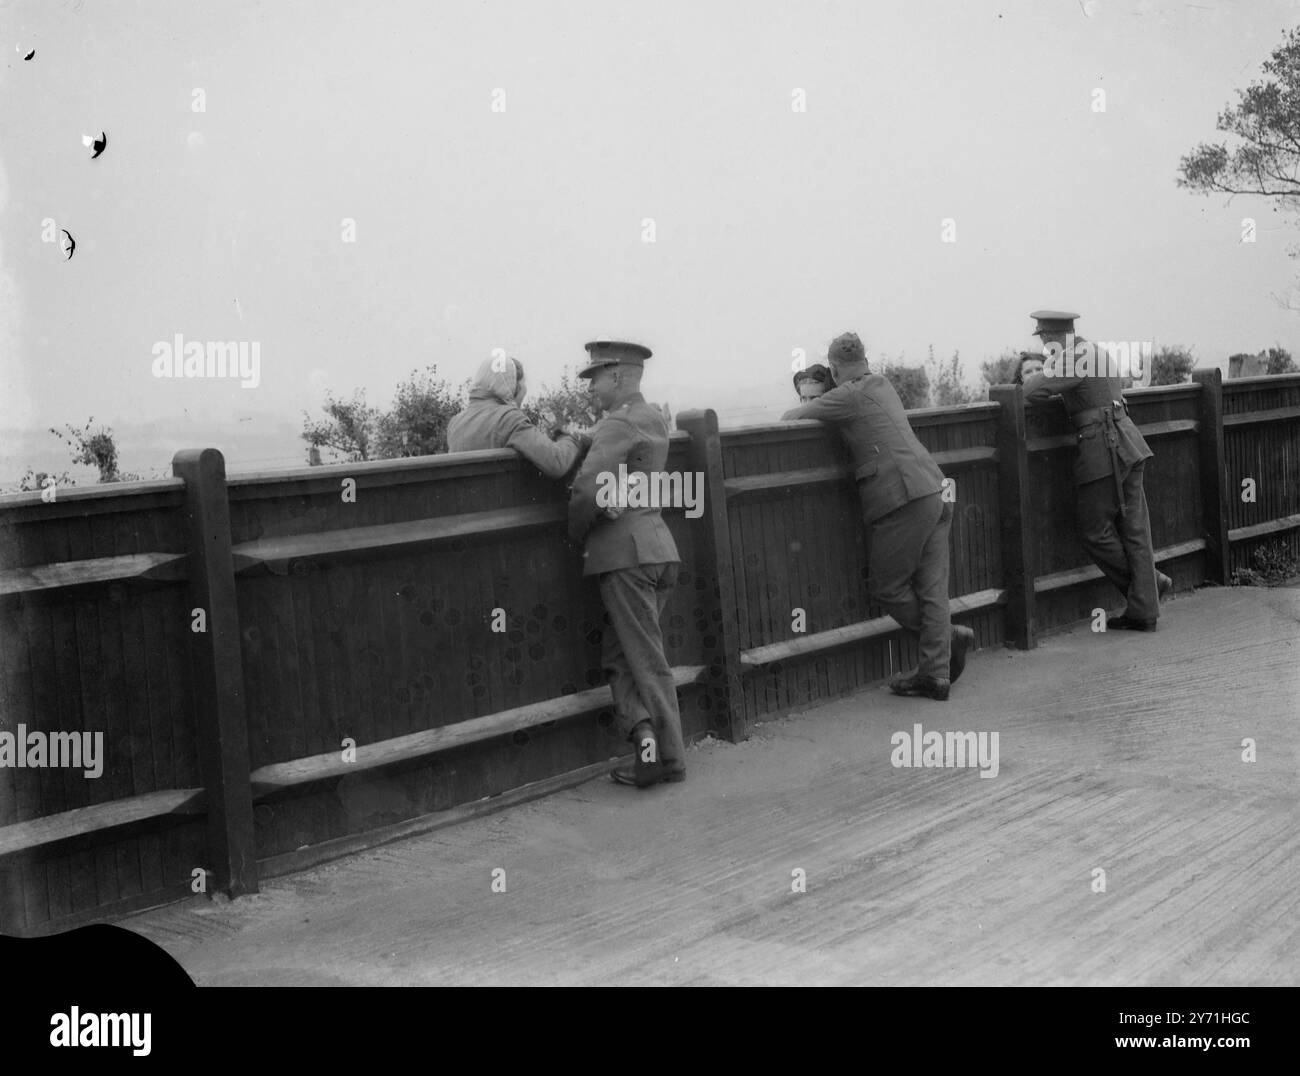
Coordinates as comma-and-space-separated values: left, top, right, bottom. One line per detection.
792, 363, 833, 392
1014, 350, 1042, 385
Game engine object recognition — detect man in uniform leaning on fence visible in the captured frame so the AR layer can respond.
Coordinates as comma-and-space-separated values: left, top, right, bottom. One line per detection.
1020, 310, 1172, 630
780, 332, 975, 701
569, 340, 687, 788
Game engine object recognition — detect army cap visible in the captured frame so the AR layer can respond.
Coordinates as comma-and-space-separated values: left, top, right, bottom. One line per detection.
578, 340, 653, 379
1030, 310, 1080, 336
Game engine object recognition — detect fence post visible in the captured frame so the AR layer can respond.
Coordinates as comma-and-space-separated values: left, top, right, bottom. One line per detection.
676, 409, 749, 742
989, 386, 1036, 649
1192, 368, 1230, 584
173, 448, 258, 897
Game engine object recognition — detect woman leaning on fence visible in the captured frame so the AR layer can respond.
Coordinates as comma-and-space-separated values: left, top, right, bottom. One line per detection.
447, 356, 589, 478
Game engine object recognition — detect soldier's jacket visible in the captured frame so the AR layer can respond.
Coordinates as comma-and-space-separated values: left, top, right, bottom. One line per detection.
447, 398, 584, 479
1021, 336, 1153, 485
569, 392, 680, 576
782, 374, 945, 522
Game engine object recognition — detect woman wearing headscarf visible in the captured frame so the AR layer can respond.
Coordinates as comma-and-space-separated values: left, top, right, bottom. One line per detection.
447, 356, 588, 478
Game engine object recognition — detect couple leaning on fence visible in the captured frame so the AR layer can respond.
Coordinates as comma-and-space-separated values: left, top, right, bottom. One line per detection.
446, 318, 1169, 790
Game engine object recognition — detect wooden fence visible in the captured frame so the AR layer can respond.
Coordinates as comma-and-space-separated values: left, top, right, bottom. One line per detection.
1, 370, 1297, 935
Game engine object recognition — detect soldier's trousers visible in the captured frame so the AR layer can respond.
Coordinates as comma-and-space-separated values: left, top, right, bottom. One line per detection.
1076, 461, 1160, 621
598, 562, 686, 768
866, 492, 953, 682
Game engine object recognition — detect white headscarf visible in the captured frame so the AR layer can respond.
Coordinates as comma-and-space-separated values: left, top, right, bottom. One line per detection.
468, 356, 522, 405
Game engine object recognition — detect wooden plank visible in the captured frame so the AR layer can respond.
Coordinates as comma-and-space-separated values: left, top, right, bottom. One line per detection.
0, 552, 187, 598
934, 445, 999, 469
1137, 419, 1200, 439
990, 387, 1036, 650
1034, 539, 1207, 592
725, 466, 845, 501
1228, 513, 1300, 542
91, 511, 144, 904
257, 757, 625, 882
1026, 433, 1077, 453
0, 480, 184, 524
172, 448, 258, 898
1193, 369, 1231, 584
226, 439, 689, 499
740, 590, 1006, 668
0, 789, 205, 856
723, 447, 997, 505
1222, 404, 1300, 427
229, 504, 566, 574
248, 666, 706, 795
1029, 418, 1198, 456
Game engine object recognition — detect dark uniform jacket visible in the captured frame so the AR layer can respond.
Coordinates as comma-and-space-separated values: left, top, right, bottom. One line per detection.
782, 374, 946, 522
568, 392, 680, 576
447, 398, 583, 479
1021, 336, 1153, 485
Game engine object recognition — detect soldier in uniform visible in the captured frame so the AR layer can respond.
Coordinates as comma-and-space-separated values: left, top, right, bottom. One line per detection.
570, 341, 687, 787
781, 332, 975, 700
1020, 311, 1172, 629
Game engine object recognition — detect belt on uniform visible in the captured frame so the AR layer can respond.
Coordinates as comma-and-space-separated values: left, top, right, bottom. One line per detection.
1071, 402, 1128, 518
1070, 399, 1128, 429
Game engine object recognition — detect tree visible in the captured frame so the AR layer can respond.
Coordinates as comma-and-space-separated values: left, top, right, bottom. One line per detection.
1178, 28, 1300, 304
981, 349, 1023, 393
1263, 345, 1299, 373
1149, 346, 1198, 386
878, 359, 930, 410
1178, 28, 1300, 209
927, 346, 978, 406
521, 368, 602, 433
301, 389, 382, 463
373, 366, 463, 458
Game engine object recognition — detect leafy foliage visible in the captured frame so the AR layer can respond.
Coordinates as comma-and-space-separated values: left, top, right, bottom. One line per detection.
878, 359, 930, 410
374, 366, 463, 458
1149, 346, 1198, 386
521, 368, 602, 434
927, 346, 979, 406
1230, 538, 1300, 586
301, 389, 384, 463
980, 350, 1023, 392
1178, 27, 1300, 209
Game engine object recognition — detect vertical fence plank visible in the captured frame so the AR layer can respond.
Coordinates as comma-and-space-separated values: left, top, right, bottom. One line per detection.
990, 386, 1036, 649
677, 409, 748, 742
1193, 368, 1230, 585
172, 448, 258, 897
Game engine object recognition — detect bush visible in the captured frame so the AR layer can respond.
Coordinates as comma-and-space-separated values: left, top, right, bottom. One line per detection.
1149, 345, 1197, 385
1230, 539, 1300, 586
878, 361, 930, 410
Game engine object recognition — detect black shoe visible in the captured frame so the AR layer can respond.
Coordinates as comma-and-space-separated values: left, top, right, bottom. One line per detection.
889, 675, 950, 701
611, 723, 663, 788
949, 626, 975, 683
1157, 572, 1173, 600
1107, 614, 1157, 632
661, 764, 686, 784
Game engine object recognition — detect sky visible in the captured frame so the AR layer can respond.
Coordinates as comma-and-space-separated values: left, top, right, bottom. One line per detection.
2, 0, 1299, 485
